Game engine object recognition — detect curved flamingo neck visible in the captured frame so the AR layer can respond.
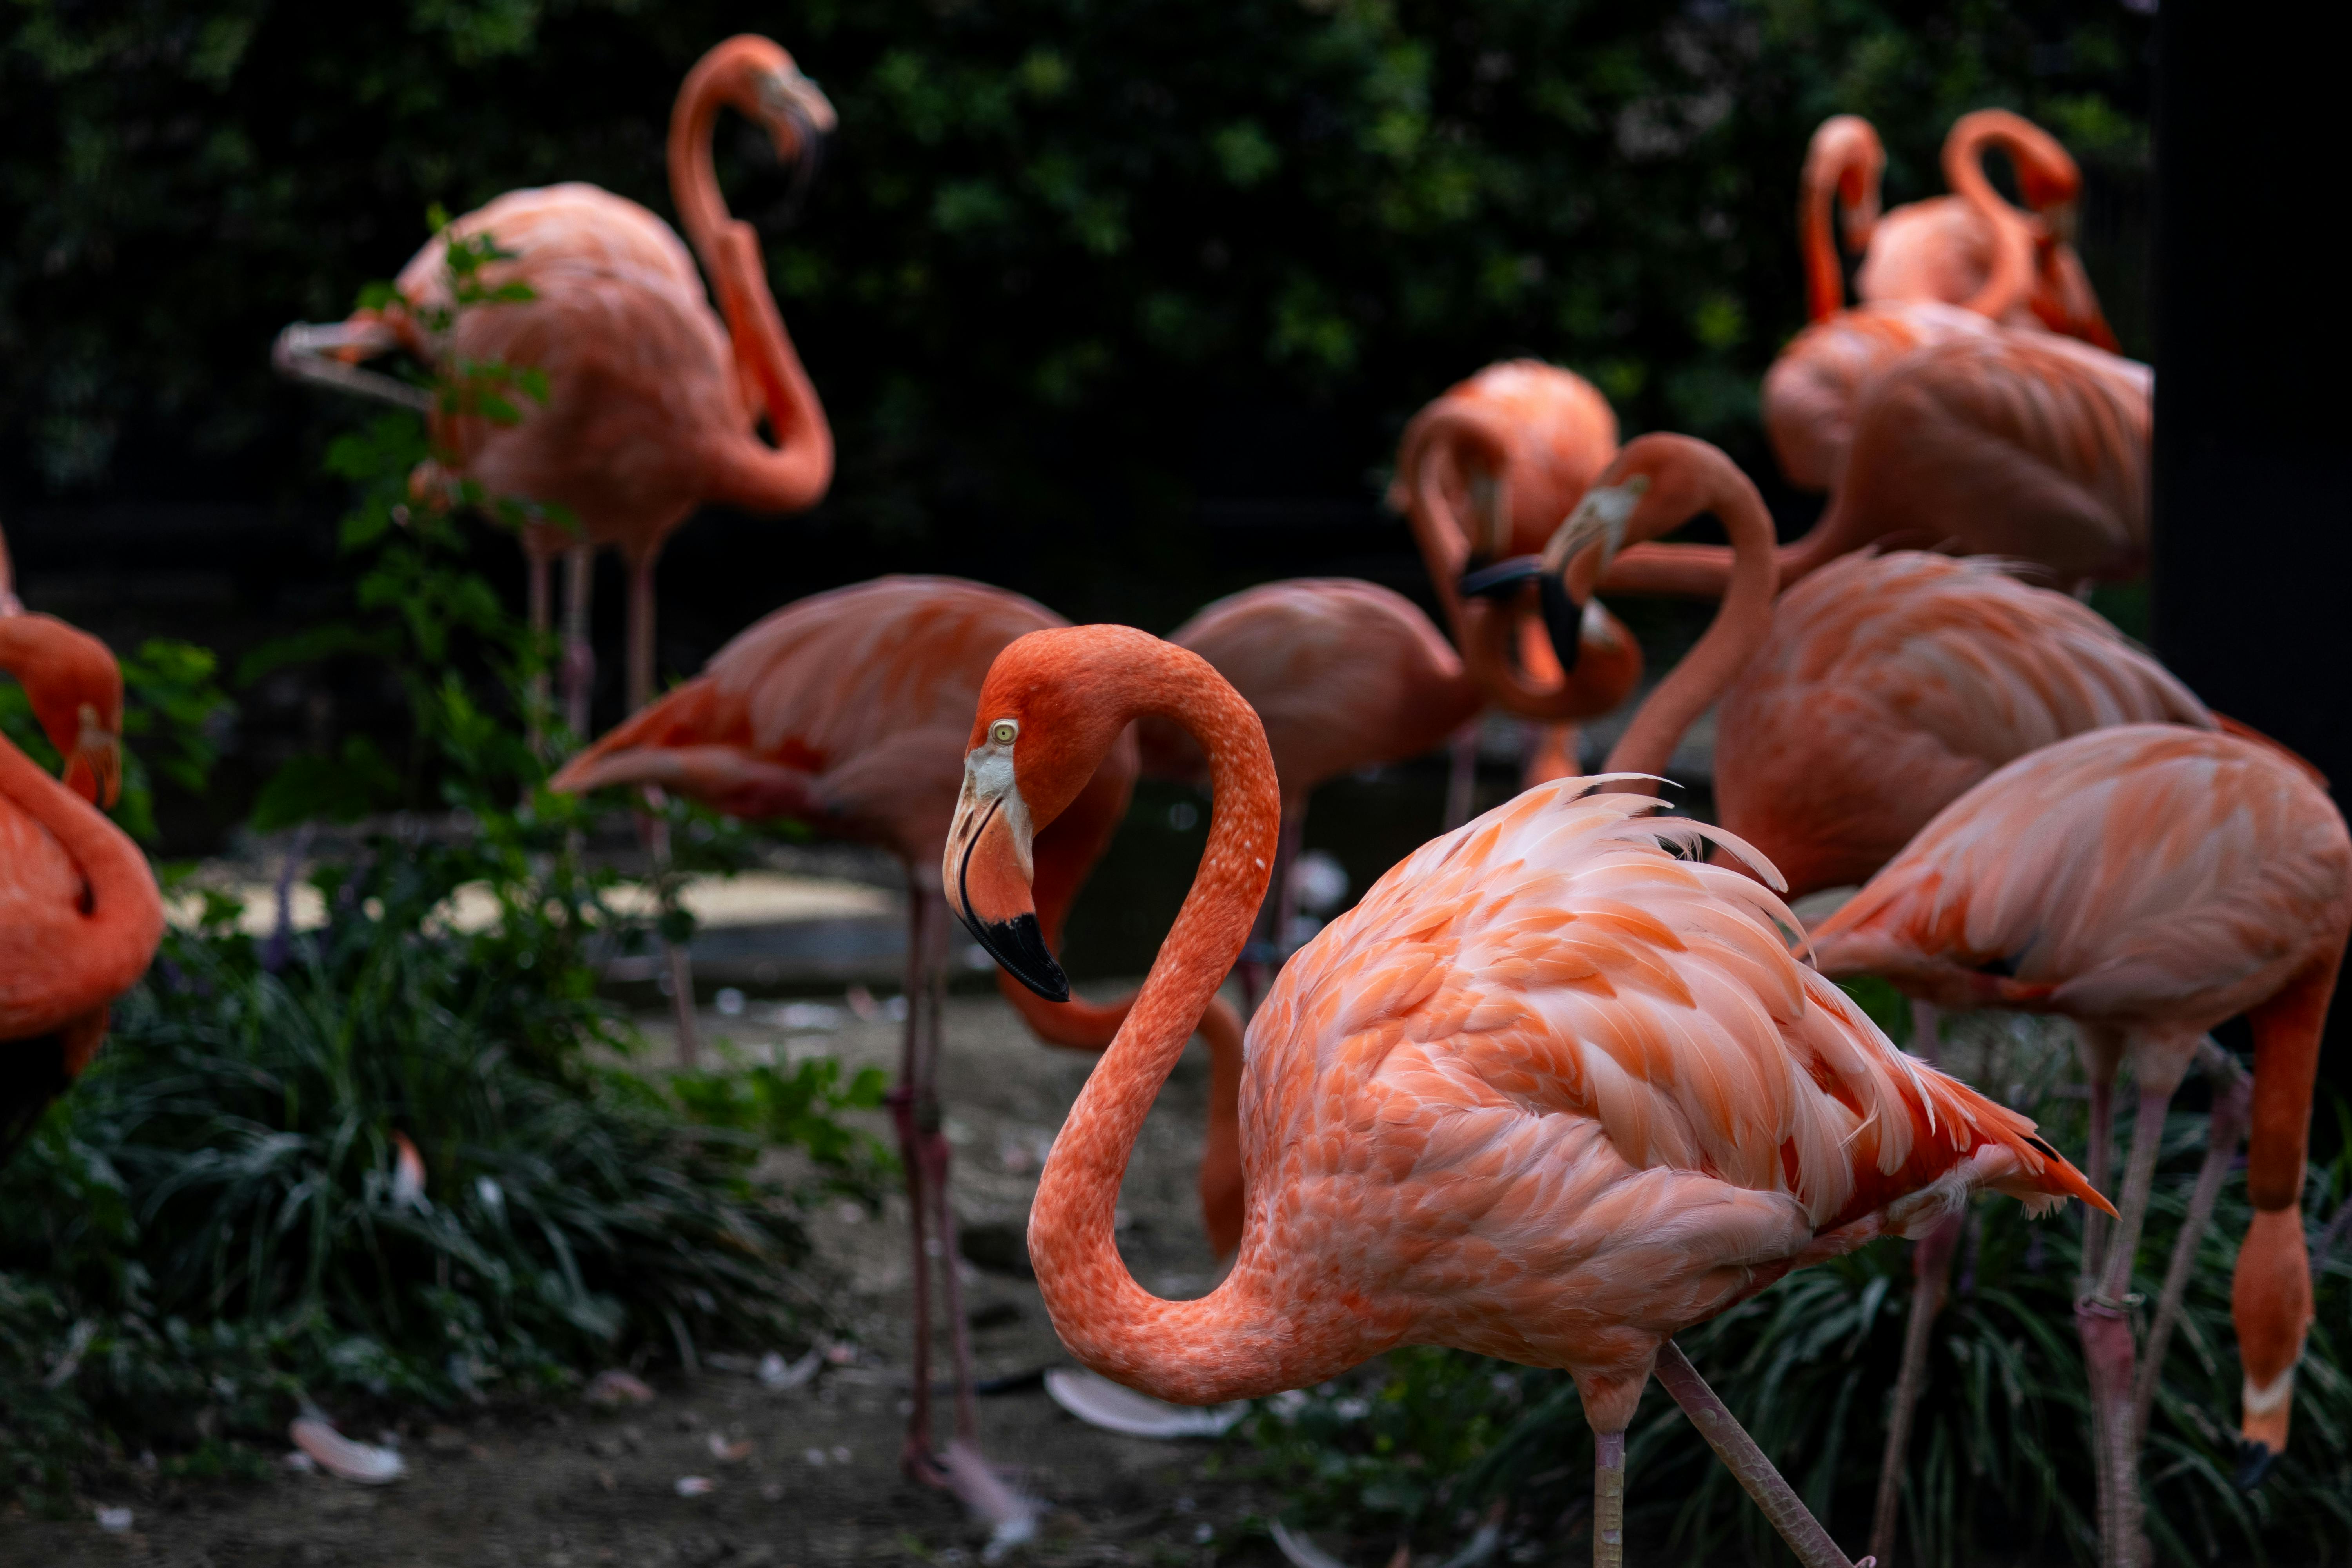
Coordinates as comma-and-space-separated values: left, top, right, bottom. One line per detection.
0, 738, 162, 1035
1027, 634, 1289, 1402
666, 49, 834, 515
1800, 117, 1880, 322
1941, 118, 2038, 323
1599, 445, 1778, 781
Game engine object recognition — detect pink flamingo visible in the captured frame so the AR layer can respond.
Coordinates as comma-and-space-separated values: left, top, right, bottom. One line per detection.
1623, 329, 2149, 597
275, 35, 835, 728
1773, 109, 2119, 495
1813, 725, 2350, 1567
550, 576, 1242, 1516
1390, 361, 1633, 806
1138, 579, 1489, 1007
2, 613, 163, 1162
944, 608, 2105, 1568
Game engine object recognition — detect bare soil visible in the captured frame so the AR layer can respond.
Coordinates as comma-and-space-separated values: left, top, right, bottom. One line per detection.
1, 989, 1287, 1568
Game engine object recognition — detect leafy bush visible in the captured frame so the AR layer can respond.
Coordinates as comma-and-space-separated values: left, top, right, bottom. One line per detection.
1243, 1016, 2352, 1565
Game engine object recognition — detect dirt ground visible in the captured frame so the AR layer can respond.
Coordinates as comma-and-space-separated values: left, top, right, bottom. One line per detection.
2, 986, 1292, 1568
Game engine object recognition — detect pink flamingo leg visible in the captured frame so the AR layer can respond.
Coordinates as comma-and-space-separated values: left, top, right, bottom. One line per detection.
1237, 808, 1304, 1015
1869, 998, 1949, 1566
2133, 1046, 2250, 1445
1592, 1429, 1627, 1568
2079, 1085, 2170, 1568
1652, 1343, 1874, 1568
562, 544, 595, 742
891, 884, 946, 1485
1444, 722, 1479, 831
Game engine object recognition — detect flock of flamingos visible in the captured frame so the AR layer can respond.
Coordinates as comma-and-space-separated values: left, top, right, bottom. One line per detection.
3, 31, 2341, 1568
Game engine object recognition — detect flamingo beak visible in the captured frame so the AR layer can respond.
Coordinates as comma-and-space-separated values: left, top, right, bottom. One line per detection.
69, 706, 122, 808
944, 728, 1068, 1003
1457, 556, 1584, 676
762, 65, 838, 186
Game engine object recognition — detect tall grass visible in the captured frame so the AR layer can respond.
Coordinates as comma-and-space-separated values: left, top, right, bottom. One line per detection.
1242, 1012, 2352, 1565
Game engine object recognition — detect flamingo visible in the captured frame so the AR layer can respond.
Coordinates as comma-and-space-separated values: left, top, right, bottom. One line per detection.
943, 614, 2105, 1568
1856, 110, 2121, 350
1389, 361, 1634, 807
274, 34, 835, 730
548, 575, 1243, 1516
1771, 109, 2118, 495
1811, 726, 2350, 1568
1616, 329, 2149, 598
2, 614, 165, 1163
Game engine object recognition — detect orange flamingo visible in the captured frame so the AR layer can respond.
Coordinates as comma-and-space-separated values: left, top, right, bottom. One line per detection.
275, 35, 835, 728
2, 615, 164, 1162
1138, 579, 1488, 1007
1773, 109, 2118, 494
548, 576, 1242, 1512
1812, 726, 2350, 1567
1389, 361, 1633, 802
944, 613, 2105, 1568
1624, 329, 2149, 597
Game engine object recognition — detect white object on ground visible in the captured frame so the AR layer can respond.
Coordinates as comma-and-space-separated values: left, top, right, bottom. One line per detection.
675, 1475, 716, 1497
758, 1347, 824, 1390
288, 1416, 406, 1484
1043, 1366, 1248, 1439
94, 1506, 133, 1532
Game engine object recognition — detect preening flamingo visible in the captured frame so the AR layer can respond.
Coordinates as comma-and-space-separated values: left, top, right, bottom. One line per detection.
1857, 110, 2121, 350
275, 34, 835, 729
548, 576, 1243, 1508
1138, 579, 1487, 1007
1812, 726, 2350, 1568
1390, 361, 1633, 805
1, 615, 165, 1162
1773, 109, 2118, 494
945, 622, 2104, 1568
1626, 330, 2149, 597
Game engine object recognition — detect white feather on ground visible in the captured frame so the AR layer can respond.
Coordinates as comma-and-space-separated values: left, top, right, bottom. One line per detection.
288, 1416, 406, 1484
1043, 1367, 1249, 1438
939, 1438, 1038, 1563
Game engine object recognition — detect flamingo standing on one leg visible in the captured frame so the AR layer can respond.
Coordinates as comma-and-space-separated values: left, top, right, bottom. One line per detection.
1389, 361, 1630, 808
1812, 726, 2350, 1568
944, 614, 2106, 1568
2, 615, 164, 1163
548, 576, 1244, 1524
274, 33, 837, 730
1771, 109, 2118, 495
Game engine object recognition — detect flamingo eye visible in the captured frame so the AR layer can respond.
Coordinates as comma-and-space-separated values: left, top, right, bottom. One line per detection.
989, 719, 1018, 747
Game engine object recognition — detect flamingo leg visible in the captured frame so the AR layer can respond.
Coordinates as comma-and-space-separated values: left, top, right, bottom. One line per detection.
1444, 721, 1479, 831
626, 550, 659, 714
893, 884, 947, 1485
1651, 1343, 1873, 1568
525, 549, 552, 757
1592, 1429, 1626, 1568
922, 907, 981, 1447
562, 544, 595, 742
1869, 998, 1949, 1565
2079, 1087, 2169, 1568
2133, 1049, 2251, 1446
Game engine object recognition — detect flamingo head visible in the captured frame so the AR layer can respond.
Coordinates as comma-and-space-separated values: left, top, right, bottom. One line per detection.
945, 626, 1167, 1002
12, 614, 125, 808
724, 37, 837, 182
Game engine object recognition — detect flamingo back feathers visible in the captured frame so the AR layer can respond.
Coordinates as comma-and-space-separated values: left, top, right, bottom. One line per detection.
1812, 726, 2352, 1029
1716, 550, 2212, 894
1245, 779, 2100, 1355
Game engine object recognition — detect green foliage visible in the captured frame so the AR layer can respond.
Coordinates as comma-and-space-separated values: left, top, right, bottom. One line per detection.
0, 636, 231, 843
670, 1055, 894, 1195
1243, 1031, 2352, 1565
1, 0, 2153, 629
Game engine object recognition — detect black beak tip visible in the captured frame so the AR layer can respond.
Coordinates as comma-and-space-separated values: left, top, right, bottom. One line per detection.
1538, 573, 1585, 674
968, 912, 1070, 1003
1458, 555, 1545, 601
2234, 1438, 2281, 1493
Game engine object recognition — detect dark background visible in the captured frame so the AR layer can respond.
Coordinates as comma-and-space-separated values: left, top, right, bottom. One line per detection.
1, 0, 2159, 853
